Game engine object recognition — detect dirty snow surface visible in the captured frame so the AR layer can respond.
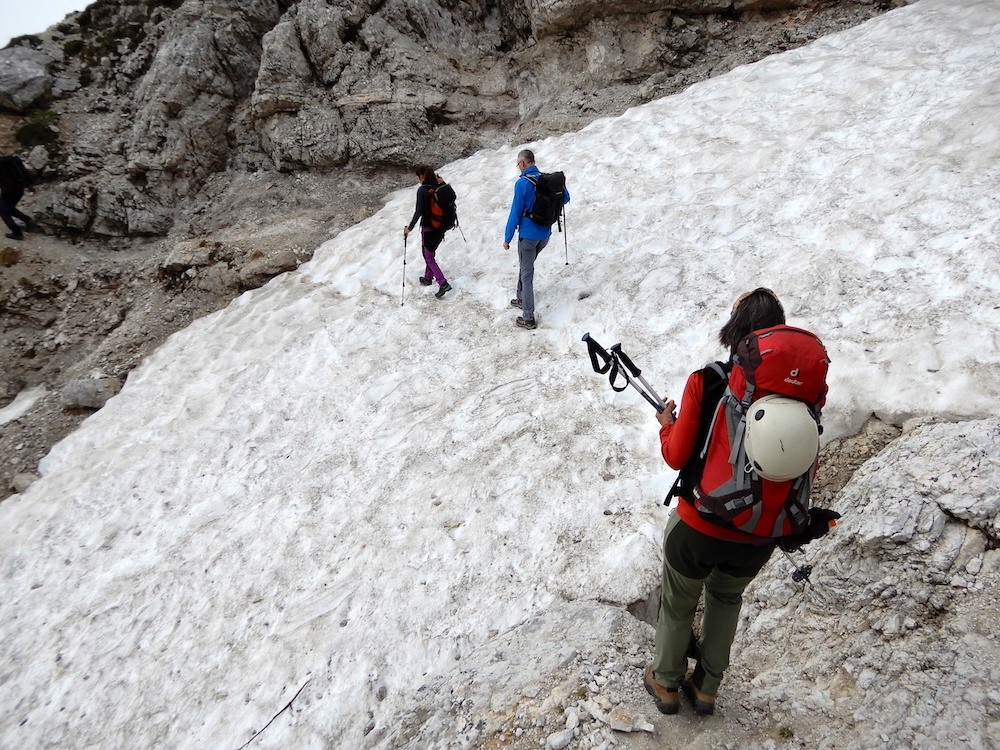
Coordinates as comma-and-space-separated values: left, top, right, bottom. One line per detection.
2, 1, 1000, 748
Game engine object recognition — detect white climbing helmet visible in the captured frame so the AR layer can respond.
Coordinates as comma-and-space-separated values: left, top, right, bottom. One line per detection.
744, 395, 819, 481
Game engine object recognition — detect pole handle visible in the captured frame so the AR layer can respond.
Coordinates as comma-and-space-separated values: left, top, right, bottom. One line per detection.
582, 333, 613, 375
582, 334, 665, 412
610, 343, 640, 377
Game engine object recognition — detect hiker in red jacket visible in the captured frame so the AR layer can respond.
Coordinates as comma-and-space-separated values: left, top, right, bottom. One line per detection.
644, 288, 788, 716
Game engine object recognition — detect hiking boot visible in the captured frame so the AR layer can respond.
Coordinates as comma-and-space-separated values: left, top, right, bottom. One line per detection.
418, 276, 432, 286
681, 675, 716, 716
643, 666, 679, 715
515, 316, 536, 330
510, 298, 522, 309
5, 232, 23, 241
435, 282, 452, 298
23, 217, 37, 232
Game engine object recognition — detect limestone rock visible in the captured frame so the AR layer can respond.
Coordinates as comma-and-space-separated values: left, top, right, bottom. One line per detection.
124, 1, 283, 202
607, 706, 654, 733
0, 47, 53, 112
26, 146, 50, 173
740, 418, 1000, 749
192, 263, 241, 294
11, 472, 40, 493
524, 0, 812, 37
238, 249, 299, 289
162, 240, 223, 275
40, 182, 98, 233
60, 378, 123, 409
545, 728, 574, 749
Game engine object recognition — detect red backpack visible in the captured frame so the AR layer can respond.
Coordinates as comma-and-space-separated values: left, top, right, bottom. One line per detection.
428, 182, 458, 231
688, 325, 830, 539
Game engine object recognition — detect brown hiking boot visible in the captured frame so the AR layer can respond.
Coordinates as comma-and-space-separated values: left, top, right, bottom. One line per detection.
681, 675, 716, 715
643, 665, 679, 715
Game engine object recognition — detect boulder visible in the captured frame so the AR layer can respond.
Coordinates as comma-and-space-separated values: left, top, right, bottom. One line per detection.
162, 240, 223, 275
238, 249, 299, 288
192, 263, 241, 294
26, 146, 50, 172
11, 472, 40, 493
60, 378, 122, 409
0, 47, 53, 112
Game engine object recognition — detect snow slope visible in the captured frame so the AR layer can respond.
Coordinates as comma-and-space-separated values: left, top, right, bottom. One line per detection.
2, 0, 999, 747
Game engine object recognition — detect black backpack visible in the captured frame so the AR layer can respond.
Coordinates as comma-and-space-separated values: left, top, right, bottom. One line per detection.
0, 155, 31, 191
524, 172, 566, 229
429, 182, 458, 232
664, 361, 731, 505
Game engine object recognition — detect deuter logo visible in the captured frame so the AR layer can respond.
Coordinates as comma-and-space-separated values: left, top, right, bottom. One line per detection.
785, 368, 803, 386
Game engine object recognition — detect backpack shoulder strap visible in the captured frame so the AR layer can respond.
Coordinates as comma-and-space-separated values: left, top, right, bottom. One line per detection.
520, 174, 539, 218
664, 361, 732, 506
694, 361, 731, 457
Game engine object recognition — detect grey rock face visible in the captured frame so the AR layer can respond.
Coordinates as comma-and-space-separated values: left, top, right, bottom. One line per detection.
740, 418, 1000, 750
28, 0, 525, 235
524, 0, 813, 36
12, 0, 887, 242
125, 1, 283, 201
0, 47, 53, 112
250, 0, 518, 171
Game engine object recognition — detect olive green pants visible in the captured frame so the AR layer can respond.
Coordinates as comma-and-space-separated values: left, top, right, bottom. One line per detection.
652, 511, 774, 696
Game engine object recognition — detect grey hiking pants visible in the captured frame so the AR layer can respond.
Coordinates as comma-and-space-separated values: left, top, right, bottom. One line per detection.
516, 236, 548, 322
652, 511, 775, 696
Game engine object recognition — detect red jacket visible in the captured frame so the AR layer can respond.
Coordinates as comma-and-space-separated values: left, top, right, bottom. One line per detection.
659, 369, 762, 543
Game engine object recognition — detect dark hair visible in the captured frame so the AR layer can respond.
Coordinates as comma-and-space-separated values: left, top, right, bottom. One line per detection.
414, 164, 438, 182
718, 287, 786, 354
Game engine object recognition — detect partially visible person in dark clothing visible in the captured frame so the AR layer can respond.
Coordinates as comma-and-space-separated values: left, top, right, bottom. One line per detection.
404, 164, 452, 299
0, 155, 35, 241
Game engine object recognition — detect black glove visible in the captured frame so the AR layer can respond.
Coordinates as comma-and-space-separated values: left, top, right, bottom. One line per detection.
781, 508, 842, 552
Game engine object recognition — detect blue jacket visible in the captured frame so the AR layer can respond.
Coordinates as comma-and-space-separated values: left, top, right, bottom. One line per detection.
504, 165, 571, 243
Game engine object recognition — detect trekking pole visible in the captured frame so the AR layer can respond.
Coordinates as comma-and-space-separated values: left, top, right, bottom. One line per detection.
582, 333, 665, 412
610, 343, 665, 409
562, 208, 569, 265
456, 218, 467, 242
400, 234, 407, 306
778, 546, 813, 584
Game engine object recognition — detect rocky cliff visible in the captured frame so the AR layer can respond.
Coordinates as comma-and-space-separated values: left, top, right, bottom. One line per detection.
4, 0, 892, 237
